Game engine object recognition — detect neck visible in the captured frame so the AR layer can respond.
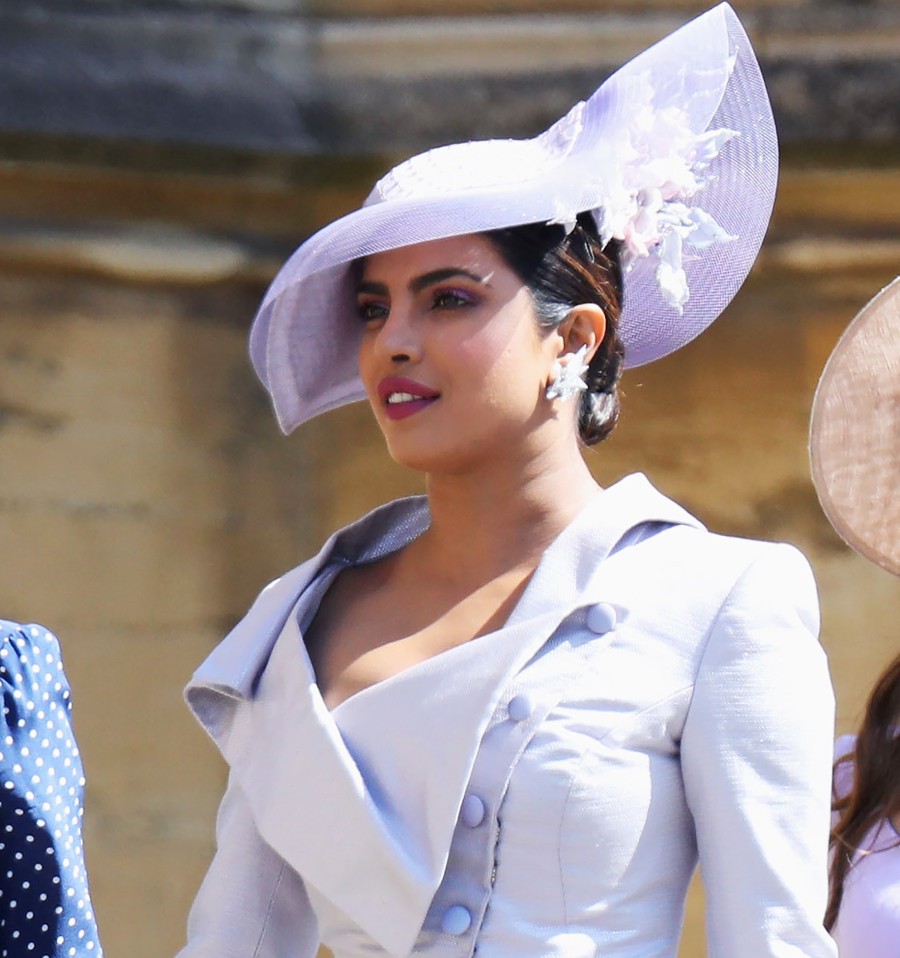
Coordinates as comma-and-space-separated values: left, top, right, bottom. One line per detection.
419, 435, 602, 580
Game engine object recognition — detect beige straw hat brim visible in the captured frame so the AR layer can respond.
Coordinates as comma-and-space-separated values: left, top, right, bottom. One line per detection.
810, 275, 900, 575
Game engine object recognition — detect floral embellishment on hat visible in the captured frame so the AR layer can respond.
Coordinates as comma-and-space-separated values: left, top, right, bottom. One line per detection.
594, 75, 739, 313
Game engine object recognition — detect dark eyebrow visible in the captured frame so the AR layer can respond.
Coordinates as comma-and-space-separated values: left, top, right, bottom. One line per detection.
356, 268, 490, 298
409, 268, 489, 293
356, 280, 389, 297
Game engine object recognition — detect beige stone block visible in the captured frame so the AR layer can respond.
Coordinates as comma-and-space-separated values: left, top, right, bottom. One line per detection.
814, 554, 900, 732
0, 160, 375, 243
61, 625, 224, 813
86, 836, 215, 958
0, 278, 318, 633
61, 627, 227, 958
1, 509, 277, 628
777, 169, 900, 230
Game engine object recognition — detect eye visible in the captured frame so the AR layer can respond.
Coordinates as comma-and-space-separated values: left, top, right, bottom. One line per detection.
431, 288, 477, 311
357, 299, 389, 324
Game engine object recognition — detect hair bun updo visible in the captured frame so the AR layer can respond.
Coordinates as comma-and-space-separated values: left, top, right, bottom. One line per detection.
486, 212, 625, 446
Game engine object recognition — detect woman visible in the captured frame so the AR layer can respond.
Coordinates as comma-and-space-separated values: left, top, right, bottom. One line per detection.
181, 5, 836, 957
828, 653, 900, 956
0, 619, 103, 957
810, 276, 900, 956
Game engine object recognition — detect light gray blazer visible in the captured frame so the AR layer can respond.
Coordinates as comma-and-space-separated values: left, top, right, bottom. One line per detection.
179, 473, 837, 958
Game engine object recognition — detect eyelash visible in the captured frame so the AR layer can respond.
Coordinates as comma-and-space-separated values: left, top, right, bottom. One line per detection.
356, 288, 478, 324
431, 288, 477, 310
357, 300, 388, 324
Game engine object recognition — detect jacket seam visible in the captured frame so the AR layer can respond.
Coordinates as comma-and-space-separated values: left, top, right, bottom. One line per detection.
251, 860, 288, 958
595, 684, 695, 745
557, 756, 583, 925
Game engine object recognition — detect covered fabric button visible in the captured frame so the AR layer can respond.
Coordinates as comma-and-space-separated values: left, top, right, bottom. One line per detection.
460, 793, 485, 828
586, 602, 617, 634
441, 905, 472, 936
507, 693, 533, 722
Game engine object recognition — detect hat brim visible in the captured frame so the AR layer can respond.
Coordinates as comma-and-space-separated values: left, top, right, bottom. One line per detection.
252, 2, 778, 433
809, 277, 900, 575
810, 276, 900, 576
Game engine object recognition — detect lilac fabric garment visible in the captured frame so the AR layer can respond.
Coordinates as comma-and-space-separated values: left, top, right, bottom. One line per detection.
180, 475, 837, 958
831, 734, 900, 958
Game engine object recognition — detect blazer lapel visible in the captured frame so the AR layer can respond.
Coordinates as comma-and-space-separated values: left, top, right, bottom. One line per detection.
234, 601, 570, 958
186, 496, 432, 743
507, 472, 703, 626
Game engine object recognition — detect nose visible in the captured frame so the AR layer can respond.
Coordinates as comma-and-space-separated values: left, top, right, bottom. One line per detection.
373, 303, 422, 364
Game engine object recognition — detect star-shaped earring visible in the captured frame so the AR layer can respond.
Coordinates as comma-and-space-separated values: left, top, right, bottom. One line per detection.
545, 344, 590, 401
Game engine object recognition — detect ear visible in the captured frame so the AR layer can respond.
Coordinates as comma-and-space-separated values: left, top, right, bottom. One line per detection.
556, 304, 607, 361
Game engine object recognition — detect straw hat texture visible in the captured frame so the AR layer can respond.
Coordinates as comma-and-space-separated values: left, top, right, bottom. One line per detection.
810, 276, 900, 575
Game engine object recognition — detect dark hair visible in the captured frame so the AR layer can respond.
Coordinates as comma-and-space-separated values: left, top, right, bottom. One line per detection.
484, 211, 625, 446
826, 650, 900, 930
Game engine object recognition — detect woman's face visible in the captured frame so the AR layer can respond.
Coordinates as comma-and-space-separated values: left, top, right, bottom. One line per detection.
356, 234, 562, 474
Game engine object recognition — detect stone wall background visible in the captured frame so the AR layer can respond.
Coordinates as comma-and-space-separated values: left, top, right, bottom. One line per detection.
1, 1, 898, 956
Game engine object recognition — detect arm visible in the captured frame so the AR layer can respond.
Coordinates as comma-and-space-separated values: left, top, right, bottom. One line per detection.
178, 770, 320, 958
0, 620, 103, 957
680, 546, 837, 958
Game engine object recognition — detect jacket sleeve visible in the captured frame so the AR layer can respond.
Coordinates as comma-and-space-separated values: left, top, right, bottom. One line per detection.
178, 771, 320, 958
680, 544, 837, 958
0, 620, 104, 958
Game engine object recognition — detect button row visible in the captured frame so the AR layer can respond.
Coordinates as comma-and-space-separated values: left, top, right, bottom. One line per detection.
460, 793, 485, 828
586, 601, 617, 634
441, 904, 472, 936
507, 693, 532, 722
441, 603, 619, 940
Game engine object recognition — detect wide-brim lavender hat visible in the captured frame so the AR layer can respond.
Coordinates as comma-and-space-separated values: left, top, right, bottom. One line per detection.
810, 277, 900, 576
251, 2, 778, 433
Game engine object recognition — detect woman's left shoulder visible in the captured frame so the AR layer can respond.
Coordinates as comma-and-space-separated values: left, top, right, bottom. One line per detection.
690, 534, 821, 657
719, 534, 816, 598
637, 528, 820, 653
692, 525, 813, 568
635, 520, 816, 602
683, 528, 816, 596
710, 532, 818, 613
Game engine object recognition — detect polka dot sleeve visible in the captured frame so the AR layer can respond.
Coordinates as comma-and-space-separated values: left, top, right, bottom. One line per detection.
0, 621, 103, 958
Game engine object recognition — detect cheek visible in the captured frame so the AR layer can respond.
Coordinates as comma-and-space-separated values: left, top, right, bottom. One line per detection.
357, 336, 380, 393
456, 305, 546, 375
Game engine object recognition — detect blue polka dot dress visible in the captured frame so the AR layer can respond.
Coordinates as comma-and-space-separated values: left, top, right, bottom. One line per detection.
0, 621, 102, 958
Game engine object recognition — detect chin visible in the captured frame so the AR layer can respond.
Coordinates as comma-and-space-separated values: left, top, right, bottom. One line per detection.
383, 439, 452, 475
383, 431, 503, 478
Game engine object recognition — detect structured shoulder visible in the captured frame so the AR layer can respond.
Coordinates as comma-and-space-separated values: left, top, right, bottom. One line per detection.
613, 522, 814, 593
659, 522, 810, 566
601, 524, 820, 657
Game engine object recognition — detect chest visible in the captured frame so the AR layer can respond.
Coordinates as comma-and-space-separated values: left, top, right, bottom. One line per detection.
303, 560, 534, 709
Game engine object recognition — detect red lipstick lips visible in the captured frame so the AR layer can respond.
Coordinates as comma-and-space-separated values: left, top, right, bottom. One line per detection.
377, 377, 440, 421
